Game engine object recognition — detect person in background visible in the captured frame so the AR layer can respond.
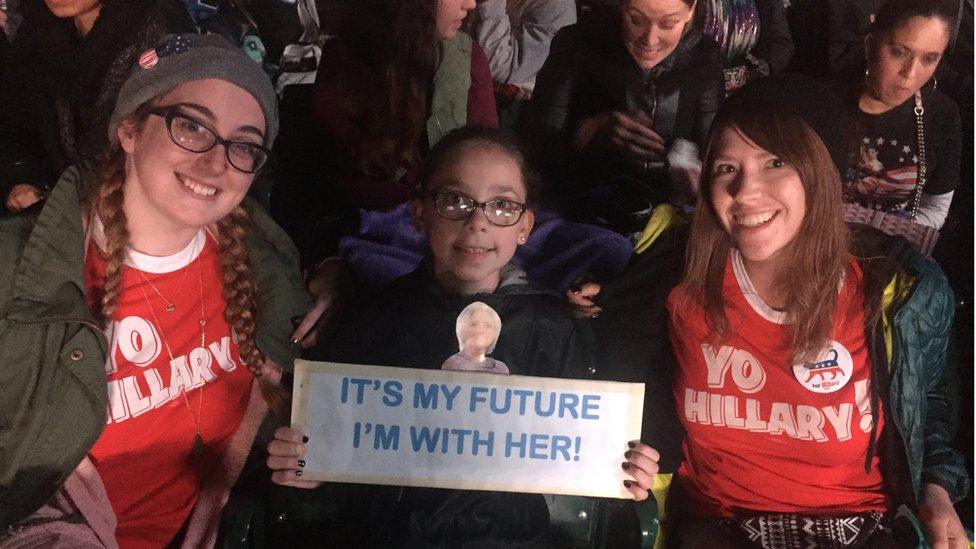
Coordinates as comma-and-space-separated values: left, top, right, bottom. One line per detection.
826, 0, 886, 77
699, 0, 794, 93
667, 73, 967, 548
0, 34, 309, 546
467, 0, 577, 95
841, 0, 961, 229
0, 0, 261, 215
521, 0, 723, 235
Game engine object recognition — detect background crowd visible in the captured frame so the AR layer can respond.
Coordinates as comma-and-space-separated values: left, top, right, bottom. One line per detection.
0, 0, 972, 547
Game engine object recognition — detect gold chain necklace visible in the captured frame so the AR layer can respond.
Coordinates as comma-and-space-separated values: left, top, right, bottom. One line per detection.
133, 235, 198, 313
135, 258, 209, 458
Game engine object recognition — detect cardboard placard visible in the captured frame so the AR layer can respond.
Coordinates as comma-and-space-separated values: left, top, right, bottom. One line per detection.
292, 360, 644, 498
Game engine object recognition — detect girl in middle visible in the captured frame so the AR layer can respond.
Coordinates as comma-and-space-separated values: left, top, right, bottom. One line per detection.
268, 126, 660, 547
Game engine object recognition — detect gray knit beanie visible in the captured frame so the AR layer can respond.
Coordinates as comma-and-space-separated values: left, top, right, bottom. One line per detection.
108, 34, 279, 147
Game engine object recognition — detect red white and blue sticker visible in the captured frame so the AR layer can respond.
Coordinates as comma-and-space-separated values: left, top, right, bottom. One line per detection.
138, 49, 159, 69
791, 341, 854, 393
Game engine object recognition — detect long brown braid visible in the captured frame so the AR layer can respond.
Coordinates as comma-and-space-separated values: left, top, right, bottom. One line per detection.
93, 145, 131, 322
215, 206, 289, 413
90, 108, 286, 413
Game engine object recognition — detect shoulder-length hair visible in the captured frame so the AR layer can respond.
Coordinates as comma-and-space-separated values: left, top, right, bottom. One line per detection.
676, 107, 850, 362
333, 0, 440, 177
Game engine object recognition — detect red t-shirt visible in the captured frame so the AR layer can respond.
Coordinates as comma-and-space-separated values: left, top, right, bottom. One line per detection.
84, 229, 252, 548
667, 251, 887, 517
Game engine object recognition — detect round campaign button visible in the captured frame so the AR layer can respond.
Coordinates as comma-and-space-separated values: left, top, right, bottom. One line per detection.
791, 341, 854, 393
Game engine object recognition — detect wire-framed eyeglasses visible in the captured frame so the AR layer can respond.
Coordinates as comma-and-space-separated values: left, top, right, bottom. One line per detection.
147, 107, 269, 173
429, 191, 527, 227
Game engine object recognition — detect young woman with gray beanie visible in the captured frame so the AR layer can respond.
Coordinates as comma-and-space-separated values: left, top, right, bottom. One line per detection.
0, 33, 309, 547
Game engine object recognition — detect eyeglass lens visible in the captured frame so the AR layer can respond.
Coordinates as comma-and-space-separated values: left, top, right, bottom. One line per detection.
167, 113, 267, 173
433, 192, 524, 226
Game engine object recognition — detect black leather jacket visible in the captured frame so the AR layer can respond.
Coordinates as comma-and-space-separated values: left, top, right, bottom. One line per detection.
521, 9, 723, 232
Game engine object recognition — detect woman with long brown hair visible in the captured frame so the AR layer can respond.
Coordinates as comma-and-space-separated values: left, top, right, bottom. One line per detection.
0, 34, 308, 547
667, 74, 967, 547
277, 0, 496, 241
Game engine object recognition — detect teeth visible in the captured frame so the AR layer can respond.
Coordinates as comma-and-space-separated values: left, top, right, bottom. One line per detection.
179, 175, 217, 197
460, 247, 489, 253
736, 212, 774, 227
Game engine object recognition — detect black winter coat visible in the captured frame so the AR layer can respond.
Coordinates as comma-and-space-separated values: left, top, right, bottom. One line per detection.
305, 263, 595, 548
520, 9, 723, 232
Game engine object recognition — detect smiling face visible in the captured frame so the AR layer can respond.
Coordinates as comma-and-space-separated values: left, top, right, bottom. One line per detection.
44, 0, 100, 19
459, 309, 498, 355
865, 16, 949, 109
412, 143, 534, 295
709, 126, 806, 271
436, 0, 476, 39
118, 78, 265, 238
621, 0, 696, 70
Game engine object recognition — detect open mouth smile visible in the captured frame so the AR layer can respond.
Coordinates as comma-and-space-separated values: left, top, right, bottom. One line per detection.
734, 211, 778, 228
177, 173, 219, 198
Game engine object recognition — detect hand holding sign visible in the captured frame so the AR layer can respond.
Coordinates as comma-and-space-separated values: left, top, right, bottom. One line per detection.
285, 361, 647, 499
267, 426, 320, 489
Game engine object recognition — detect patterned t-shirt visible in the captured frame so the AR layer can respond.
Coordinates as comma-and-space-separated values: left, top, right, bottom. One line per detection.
845, 87, 961, 213
667, 252, 887, 517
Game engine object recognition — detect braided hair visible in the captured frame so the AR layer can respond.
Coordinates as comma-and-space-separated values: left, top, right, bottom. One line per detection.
89, 99, 286, 412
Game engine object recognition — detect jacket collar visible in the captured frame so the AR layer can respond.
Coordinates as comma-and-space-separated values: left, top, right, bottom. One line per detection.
10, 166, 91, 318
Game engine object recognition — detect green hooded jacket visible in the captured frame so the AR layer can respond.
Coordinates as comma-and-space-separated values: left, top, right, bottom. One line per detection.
0, 166, 311, 529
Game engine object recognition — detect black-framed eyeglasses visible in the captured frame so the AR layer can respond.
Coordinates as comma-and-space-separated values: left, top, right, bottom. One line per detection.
147, 107, 270, 173
430, 191, 527, 227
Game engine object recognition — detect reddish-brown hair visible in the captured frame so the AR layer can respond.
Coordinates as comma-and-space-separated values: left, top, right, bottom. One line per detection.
677, 109, 850, 362
89, 104, 286, 412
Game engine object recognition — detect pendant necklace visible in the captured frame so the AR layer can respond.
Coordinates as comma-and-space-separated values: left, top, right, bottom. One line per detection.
136, 257, 209, 457
133, 234, 198, 313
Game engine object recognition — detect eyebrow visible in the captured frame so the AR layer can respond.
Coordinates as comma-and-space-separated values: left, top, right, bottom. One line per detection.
890, 40, 943, 57
435, 181, 525, 200
173, 102, 265, 140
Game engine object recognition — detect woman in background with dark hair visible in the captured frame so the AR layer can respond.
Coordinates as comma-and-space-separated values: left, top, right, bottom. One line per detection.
667, 74, 967, 548
521, 0, 723, 235
309, 0, 496, 214
841, 0, 961, 229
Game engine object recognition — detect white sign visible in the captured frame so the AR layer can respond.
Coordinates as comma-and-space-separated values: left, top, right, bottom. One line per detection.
292, 360, 645, 498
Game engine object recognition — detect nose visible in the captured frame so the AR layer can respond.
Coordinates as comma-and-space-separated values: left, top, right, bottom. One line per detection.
727, 167, 763, 202
464, 208, 491, 232
641, 25, 659, 48
899, 57, 921, 81
196, 143, 230, 174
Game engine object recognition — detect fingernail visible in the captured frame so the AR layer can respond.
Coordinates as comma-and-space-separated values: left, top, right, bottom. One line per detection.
591, 312, 600, 319
623, 480, 632, 488
302, 436, 309, 443
298, 460, 306, 468
291, 338, 300, 347
295, 469, 303, 477
627, 441, 636, 449
621, 462, 630, 470
625, 450, 633, 459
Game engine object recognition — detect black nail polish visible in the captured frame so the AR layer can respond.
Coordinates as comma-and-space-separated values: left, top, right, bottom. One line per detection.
290, 338, 301, 347
302, 436, 309, 443
623, 480, 632, 488
298, 460, 306, 468
627, 441, 636, 449
295, 470, 303, 477
621, 462, 630, 470
624, 450, 633, 459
